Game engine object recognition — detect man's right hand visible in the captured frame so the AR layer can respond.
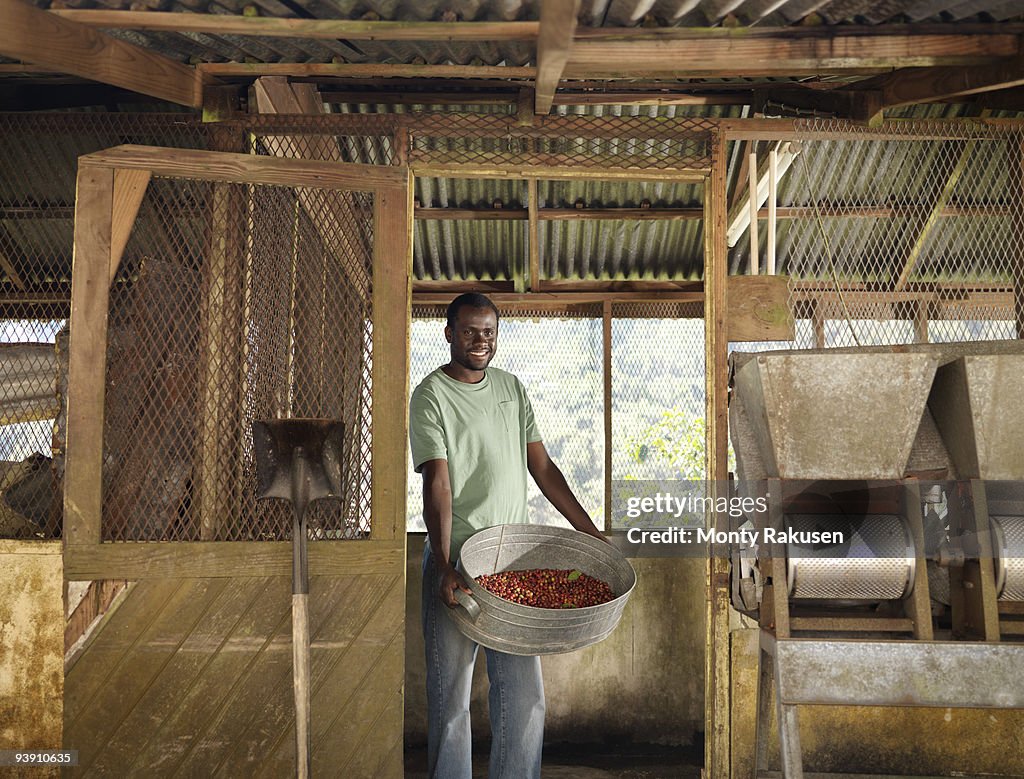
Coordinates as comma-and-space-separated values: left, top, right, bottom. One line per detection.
438, 563, 473, 609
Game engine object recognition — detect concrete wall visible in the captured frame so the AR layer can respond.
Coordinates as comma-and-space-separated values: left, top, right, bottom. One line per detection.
405, 535, 1024, 776
0, 541, 63, 765
403, 534, 707, 747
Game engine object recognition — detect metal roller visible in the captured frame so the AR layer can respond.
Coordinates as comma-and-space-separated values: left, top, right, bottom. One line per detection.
785, 514, 915, 600
991, 515, 1024, 602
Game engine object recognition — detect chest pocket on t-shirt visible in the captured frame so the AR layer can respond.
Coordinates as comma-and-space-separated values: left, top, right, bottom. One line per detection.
497, 399, 516, 434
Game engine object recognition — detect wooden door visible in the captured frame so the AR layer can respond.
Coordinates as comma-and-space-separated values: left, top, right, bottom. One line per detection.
62, 146, 411, 777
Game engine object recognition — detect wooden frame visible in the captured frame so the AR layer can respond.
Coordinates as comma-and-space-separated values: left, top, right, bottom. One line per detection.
64, 145, 411, 581
0, 0, 205, 108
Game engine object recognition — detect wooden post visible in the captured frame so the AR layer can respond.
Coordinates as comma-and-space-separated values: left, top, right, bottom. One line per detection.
603, 299, 612, 533
371, 173, 413, 542
65, 164, 115, 545
528, 178, 540, 292
197, 154, 244, 540
811, 300, 825, 349
747, 151, 758, 276
913, 300, 930, 344
767, 148, 777, 276
704, 129, 731, 779
109, 168, 150, 286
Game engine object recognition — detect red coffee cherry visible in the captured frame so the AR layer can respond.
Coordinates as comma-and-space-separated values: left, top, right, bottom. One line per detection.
475, 568, 615, 608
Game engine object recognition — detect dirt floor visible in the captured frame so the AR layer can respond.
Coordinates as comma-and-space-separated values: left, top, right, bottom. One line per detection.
403, 742, 704, 778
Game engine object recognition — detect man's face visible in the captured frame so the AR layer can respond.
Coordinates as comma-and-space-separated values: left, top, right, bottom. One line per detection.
445, 306, 498, 373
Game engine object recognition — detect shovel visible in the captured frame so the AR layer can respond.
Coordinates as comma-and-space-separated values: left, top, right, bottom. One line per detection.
253, 418, 344, 779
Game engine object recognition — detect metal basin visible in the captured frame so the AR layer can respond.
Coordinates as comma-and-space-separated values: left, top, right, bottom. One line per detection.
449, 524, 636, 656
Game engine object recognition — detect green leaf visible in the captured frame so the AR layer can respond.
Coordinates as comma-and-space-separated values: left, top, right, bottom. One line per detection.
567, 569, 582, 581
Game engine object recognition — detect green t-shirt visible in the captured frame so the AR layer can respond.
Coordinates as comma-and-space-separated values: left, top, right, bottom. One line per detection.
409, 366, 541, 561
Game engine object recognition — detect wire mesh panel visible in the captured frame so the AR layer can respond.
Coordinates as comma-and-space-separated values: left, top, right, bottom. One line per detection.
246, 114, 397, 166
101, 176, 374, 541
611, 305, 706, 505
407, 113, 714, 173
407, 308, 604, 532
731, 119, 1024, 348
0, 113, 210, 539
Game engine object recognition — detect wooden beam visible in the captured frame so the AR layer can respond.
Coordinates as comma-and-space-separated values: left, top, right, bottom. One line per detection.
0, 0, 203, 108
553, 91, 751, 106
64, 164, 114, 546
415, 206, 704, 220
417, 207, 528, 221
79, 145, 407, 191
566, 34, 1019, 78
413, 290, 705, 305
63, 540, 405, 579
200, 63, 536, 80
538, 279, 703, 292
411, 277, 792, 340
320, 91, 518, 106
410, 164, 708, 182
51, 11, 539, 41
703, 132, 731, 779
851, 57, 1024, 121
28, 200, 1010, 223
573, 23, 1024, 41
527, 179, 540, 290
371, 177, 413, 541
109, 169, 151, 286
535, 0, 581, 114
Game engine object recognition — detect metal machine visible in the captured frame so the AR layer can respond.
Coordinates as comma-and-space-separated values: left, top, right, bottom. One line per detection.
728, 344, 1024, 778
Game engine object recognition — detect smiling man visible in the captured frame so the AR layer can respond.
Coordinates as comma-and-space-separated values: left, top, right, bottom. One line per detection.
410, 292, 604, 779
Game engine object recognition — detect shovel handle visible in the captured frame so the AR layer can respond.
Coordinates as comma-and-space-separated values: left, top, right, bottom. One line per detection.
293, 593, 311, 779
453, 589, 480, 621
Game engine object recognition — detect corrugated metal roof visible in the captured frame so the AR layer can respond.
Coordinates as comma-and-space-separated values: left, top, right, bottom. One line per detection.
2, 104, 1024, 288
17, 0, 1024, 68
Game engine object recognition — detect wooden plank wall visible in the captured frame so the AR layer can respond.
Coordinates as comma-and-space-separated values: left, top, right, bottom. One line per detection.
64, 570, 405, 777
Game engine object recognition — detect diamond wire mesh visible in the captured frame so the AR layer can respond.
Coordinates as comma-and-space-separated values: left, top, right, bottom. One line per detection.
0, 113, 210, 539
610, 304, 706, 531
102, 176, 374, 541
406, 308, 605, 532
751, 119, 1024, 348
245, 114, 397, 166
407, 113, 714, 172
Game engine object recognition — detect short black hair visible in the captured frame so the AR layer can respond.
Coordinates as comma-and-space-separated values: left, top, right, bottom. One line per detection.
446, 293, 500, 329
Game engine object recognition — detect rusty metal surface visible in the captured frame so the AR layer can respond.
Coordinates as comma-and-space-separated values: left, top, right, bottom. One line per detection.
14, 1, 1024, 72
766, 634, 1024, 708
930, 354, 1024, 480
732, 352, 938, 479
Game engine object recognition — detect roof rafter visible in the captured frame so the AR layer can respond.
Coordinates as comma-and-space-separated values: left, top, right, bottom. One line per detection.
564, 33, 1019, 78
50, 11, 539, 42
854, 57, 1024, 120
0, 0, 204, 108
535, 0, 581, 115
756, 56, 1024, 122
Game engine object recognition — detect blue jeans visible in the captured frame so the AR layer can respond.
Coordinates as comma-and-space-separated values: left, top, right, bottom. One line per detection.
422, 544, 545, 779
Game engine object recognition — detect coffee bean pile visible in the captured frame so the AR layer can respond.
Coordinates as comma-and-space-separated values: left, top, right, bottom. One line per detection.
475, 568, 616, 609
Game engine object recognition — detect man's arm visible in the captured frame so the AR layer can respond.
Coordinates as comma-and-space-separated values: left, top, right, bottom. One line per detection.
526, 441, 607, 543
421, 458, 472, 607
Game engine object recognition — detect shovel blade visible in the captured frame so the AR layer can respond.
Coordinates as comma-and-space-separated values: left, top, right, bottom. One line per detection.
253, 418, 344, 503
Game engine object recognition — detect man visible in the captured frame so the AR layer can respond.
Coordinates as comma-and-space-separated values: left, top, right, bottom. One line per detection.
409, 292, 606, 779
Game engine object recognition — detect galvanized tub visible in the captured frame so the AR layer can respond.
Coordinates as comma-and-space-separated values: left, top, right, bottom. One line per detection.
448, 524, 636, 656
